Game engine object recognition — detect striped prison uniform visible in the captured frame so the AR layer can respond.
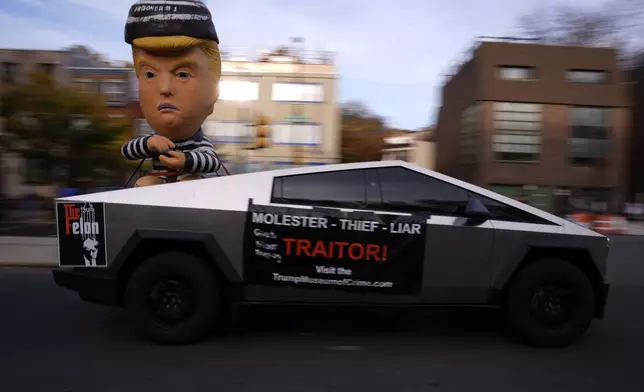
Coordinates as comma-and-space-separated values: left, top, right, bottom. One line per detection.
121, 128, 221, 181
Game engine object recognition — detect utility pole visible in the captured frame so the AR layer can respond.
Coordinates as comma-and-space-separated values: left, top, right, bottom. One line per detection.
290, 37, 305, 166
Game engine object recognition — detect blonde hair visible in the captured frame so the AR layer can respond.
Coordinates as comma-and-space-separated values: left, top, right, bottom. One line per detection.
131, 35, 221, 81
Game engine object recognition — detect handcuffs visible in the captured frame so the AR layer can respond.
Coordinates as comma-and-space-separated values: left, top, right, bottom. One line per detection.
147, 151, 184, 183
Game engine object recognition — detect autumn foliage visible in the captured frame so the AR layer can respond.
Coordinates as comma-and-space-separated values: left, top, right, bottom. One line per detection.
340, 101, 392, 163
0, 72, 132, 192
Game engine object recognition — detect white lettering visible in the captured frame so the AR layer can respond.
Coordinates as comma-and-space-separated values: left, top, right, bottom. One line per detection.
71, 221, 99, 235
251, 212, 328, 228
339, 219, 379, 232
271, 273, 393, 288
134, 5, 175, 12
255, 249, 282, 262
390, 223, 422, 234
255, 241, 278, 251
315, 265, 336, 274
253, 228, 277, 239
337, 267, 352, 276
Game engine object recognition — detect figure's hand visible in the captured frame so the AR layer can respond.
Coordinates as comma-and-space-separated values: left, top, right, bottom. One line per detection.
159, 150, 186, 170
147, 135, 175, 154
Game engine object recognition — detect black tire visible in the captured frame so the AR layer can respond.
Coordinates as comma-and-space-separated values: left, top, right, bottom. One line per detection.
503, 258, 596, 348
124, 251, 221, 345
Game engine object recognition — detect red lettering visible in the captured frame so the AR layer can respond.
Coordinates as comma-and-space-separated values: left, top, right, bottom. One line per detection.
296, 239, 312, 256
63, 204, 79, 235
282, 238, 296, 255
335, 242, 348, 258
275, 238, 388, 262
312, 240, 328, 258
348, 243, 365, 260
365, 244, 381, 261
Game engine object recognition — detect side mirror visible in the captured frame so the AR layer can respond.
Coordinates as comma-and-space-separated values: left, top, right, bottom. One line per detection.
465, 197, 491, 221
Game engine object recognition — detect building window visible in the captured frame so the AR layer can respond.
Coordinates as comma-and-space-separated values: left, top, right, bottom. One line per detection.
567, 70, 607, 84
2, 62, 17, 84
382, 150, 408, 161
73, 79, 99, 93
568, 106, 611, 165
100, 80, 128, 106
460, 103, 480, 162
272, 122, 322, 145
39, 63, 55, 78
128, 70, 139, 100
71, 116, 91, 130
493, 102, 542, 162
218, 80, 259, 101
272, 83, 324, 103
107, 114, 125, 123
203, 120, 254, 142
498, 66, 536, 81
271, 161, 298, 170
136, 119, 154, 137
25, 159, 47, 185
240, 161, 271, 173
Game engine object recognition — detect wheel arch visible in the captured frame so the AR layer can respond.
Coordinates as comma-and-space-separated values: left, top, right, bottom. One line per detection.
492, 244, 606, 319
111, 229, 243, 306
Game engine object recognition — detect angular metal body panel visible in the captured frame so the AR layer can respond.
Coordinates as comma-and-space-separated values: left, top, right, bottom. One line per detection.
52, 161, 609, 309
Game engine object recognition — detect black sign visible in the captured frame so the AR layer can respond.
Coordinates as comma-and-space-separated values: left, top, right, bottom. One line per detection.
56, 202, 107, 267
242, 203, 426, 295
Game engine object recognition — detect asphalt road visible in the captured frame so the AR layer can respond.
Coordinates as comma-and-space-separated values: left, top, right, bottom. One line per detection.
1, 235, 643, 392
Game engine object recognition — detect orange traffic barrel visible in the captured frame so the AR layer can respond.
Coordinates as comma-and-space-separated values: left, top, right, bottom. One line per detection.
569, 211, 593, 228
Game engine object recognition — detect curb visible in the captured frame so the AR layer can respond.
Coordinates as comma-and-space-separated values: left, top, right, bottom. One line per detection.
0, 236, 58, 268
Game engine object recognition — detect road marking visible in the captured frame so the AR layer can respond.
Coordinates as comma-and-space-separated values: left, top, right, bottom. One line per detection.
327, 345, 364, 351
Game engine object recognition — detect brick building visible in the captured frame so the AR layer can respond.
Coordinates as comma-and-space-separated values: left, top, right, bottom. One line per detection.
0, 49, 73, 198
629, 56, 644, 203
69, 66, 134, 122
435, 38, 631, 214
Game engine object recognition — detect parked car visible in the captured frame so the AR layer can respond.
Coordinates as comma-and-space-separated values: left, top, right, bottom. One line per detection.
51, 160, 610, 347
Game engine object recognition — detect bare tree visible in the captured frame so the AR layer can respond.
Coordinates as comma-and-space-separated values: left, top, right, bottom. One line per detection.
341, 101, 373, 117
517, 0, 644, 68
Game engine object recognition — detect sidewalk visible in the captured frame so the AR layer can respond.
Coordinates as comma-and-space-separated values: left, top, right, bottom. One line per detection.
0, 236, 57, 267
626, 221, 644, 236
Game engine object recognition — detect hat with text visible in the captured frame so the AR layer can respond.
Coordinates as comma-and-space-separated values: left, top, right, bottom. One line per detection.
124, 0, 219, 44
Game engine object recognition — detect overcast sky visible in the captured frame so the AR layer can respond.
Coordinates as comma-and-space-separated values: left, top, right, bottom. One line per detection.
0, 0, 609, 130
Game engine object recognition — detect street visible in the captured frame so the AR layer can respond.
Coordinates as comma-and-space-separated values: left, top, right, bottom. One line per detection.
1, 235, 643, 391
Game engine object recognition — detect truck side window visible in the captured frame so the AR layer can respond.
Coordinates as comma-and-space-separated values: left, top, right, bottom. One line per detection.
271, 169, 367, 209
468, 191, 556, 225
373, 167, 469, 216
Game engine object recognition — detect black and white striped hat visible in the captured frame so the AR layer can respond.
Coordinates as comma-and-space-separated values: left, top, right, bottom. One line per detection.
124, 0, 219, 45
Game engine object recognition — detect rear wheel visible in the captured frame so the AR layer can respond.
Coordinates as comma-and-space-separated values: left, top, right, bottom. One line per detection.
124, 251, 221, 344
503, 258, 596, 347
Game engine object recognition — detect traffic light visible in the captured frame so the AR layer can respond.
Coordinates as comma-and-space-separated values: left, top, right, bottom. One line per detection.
254, 115, 271, 149
293, 145, 305, 165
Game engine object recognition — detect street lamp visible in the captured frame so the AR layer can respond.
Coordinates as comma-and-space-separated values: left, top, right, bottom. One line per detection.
289, 37, 305, 167
235, 94, 250, 173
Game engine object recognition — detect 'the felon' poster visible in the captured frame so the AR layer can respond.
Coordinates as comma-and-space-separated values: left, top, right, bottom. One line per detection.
56, 202, 107, 267
243, 203, 427, 295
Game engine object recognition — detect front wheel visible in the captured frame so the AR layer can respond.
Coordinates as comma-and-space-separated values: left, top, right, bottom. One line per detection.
124, 251, 222, 344
503, 258, 596, 347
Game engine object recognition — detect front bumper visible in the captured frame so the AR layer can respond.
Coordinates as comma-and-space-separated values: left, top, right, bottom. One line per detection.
595, 278, 611, 319
52, 268, 120, 307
